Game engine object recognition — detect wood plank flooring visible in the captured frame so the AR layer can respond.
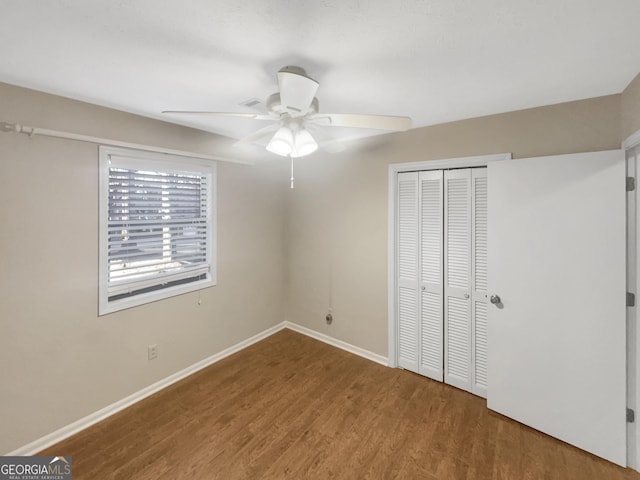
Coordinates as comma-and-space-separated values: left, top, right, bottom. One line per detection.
40, 329, 639, 479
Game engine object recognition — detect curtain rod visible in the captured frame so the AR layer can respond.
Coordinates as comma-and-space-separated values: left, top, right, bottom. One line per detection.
0, 121, 253, 166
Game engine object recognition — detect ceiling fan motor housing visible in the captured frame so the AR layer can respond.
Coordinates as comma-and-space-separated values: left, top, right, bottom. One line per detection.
266, 93, 319, 118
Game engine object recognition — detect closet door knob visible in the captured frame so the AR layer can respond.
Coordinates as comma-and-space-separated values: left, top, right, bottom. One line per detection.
490, 294, 501, 305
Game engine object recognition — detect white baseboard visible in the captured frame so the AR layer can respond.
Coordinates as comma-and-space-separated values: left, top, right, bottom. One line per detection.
7, 322, 287, 456
283, 321, 389, 366
8, 320, 388, 456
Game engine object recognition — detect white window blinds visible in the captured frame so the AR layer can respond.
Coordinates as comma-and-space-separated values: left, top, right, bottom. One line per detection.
99, 147, 216, 314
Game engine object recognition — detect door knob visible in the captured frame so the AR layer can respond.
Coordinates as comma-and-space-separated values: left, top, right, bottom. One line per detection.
490, 295, 501, 305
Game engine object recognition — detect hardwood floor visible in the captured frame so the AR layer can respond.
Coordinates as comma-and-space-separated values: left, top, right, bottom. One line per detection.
41, 329, 639, 479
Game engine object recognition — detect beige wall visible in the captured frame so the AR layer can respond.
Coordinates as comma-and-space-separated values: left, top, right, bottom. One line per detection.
0, 83, 287, 454
284, 94, 621, 357
1, 77, 634, 455
622, 72, 640, 141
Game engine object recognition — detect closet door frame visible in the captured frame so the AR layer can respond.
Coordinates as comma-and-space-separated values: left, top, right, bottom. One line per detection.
388, 153, 511, 370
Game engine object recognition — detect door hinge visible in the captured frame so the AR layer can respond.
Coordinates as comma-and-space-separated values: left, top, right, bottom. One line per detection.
628, 408, 635, 423
627, 292, 635, 307
627, 177, 636, 192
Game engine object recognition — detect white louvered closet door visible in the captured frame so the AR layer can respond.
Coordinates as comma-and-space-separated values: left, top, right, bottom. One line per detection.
444, 169, 472, 392
418, 170, 444, 381
471, 169, 488, 398
396, 172, 420, 373
395, 167, 486, 397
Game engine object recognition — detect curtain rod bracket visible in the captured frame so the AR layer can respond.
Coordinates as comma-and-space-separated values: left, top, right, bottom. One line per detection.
0, 121, 20, 133
2, 122, 39, 137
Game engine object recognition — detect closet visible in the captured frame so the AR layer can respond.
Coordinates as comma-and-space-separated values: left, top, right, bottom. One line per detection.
396, 167, 488, 398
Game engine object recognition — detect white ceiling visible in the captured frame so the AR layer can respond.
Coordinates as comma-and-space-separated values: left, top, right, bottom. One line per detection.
0, 0, 639, 152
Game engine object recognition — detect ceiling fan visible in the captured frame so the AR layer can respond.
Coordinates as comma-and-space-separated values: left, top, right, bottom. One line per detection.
162, 66, 412, 158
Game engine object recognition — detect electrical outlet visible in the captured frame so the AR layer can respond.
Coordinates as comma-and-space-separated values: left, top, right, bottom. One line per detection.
148, 344, 158, 360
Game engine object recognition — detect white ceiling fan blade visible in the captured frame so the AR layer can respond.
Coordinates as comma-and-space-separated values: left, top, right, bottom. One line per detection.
308, 113, 412, 131
277, 69, 319, 114
233, 123, 279, 147
305, 124, 347, 153
162, 111, 274, 121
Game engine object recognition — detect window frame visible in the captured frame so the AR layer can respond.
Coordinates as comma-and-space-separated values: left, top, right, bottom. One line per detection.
98, 146, 216, 315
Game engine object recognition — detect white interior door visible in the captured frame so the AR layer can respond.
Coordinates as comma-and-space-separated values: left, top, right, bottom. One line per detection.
487, 150, 627, 466
419, 170, 444, 381
444, 169, 472, 391
471, 168, 488, 397
397, 172, 419, 372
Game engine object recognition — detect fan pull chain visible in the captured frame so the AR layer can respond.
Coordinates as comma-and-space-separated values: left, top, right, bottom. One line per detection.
290, 155, 295, 189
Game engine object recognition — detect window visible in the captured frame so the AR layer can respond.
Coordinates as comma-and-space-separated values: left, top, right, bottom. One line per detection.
99, 146, 216, 315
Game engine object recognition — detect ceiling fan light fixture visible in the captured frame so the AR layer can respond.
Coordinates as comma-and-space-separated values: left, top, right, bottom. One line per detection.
266, 126, 293, 156
292, 128, 318, 157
